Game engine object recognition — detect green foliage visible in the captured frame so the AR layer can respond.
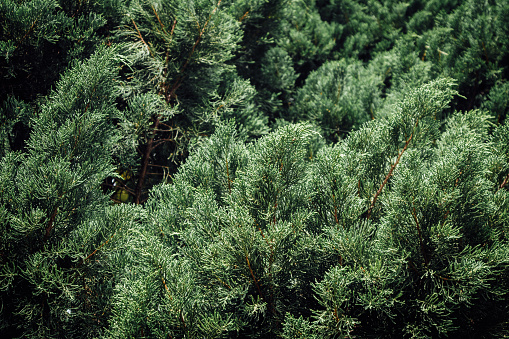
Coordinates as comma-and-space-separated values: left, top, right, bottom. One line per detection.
2, 0, 509, 338
105, 80, 508, 337
292, 59, 383, 140
106, 121, 326, 337
0, 96, 32, 155
0, 0, 107, 99
0, 46, 122, 337
278, 0, 340, 65
111, 0, 269, 202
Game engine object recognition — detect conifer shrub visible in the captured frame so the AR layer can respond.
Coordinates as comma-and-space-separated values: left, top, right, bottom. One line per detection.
0, 46, 124, 337
1, 0, 509, 338
104, 78, 509, 338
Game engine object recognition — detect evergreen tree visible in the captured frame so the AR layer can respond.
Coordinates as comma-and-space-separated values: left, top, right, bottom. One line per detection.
1, 0, 509, 338
110, 0, 268, 203
105, 79, 509, 338
0, 46, 123, 337
308, 80, 509, 337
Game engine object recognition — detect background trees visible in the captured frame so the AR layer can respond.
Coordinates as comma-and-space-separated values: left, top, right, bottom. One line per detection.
1, 0, 508, 337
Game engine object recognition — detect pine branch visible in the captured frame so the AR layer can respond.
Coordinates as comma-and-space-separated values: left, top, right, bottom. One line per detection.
367, 122, 416, 219
16, 18, 38, 50
161, 19, 177, 81
131, 18, 153, 57
333, 307, 341, 325
79, 230, 118, 267
239, 11, 249, 22
161, 277, 172, 300
164, 0, 222, 103
246, 254, 264, 300
152, 137, 175, 150
151, 6, 167, 33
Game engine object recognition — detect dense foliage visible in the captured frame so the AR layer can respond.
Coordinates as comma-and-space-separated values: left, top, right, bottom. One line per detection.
1, 0, 509, 337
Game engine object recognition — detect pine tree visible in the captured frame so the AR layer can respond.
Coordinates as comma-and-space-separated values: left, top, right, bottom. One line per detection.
291, 58, 384, 141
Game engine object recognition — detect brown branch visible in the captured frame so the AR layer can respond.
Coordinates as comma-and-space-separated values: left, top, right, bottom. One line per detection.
366, 126, 416, 219
214, 275, 231, 289
165, 74, 183, 103
434, 273, 454, 281
80, 231, 116, 266
333, 307, 340, 324
43, 206, 59, 242
135, 115, 161, 204
497, 172, 509, 193
151, 5, 166, 32
239, 11, 249, 22
16, 19, 38, 49
152, 127, 176, 132
152, 138, 175, 150
158, 121, 177, 130
170, 18, 176, 36
162, 277, 172, 300
165, 0, 221, 103
246, 254, 264, 300
131, 19, 153, 56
